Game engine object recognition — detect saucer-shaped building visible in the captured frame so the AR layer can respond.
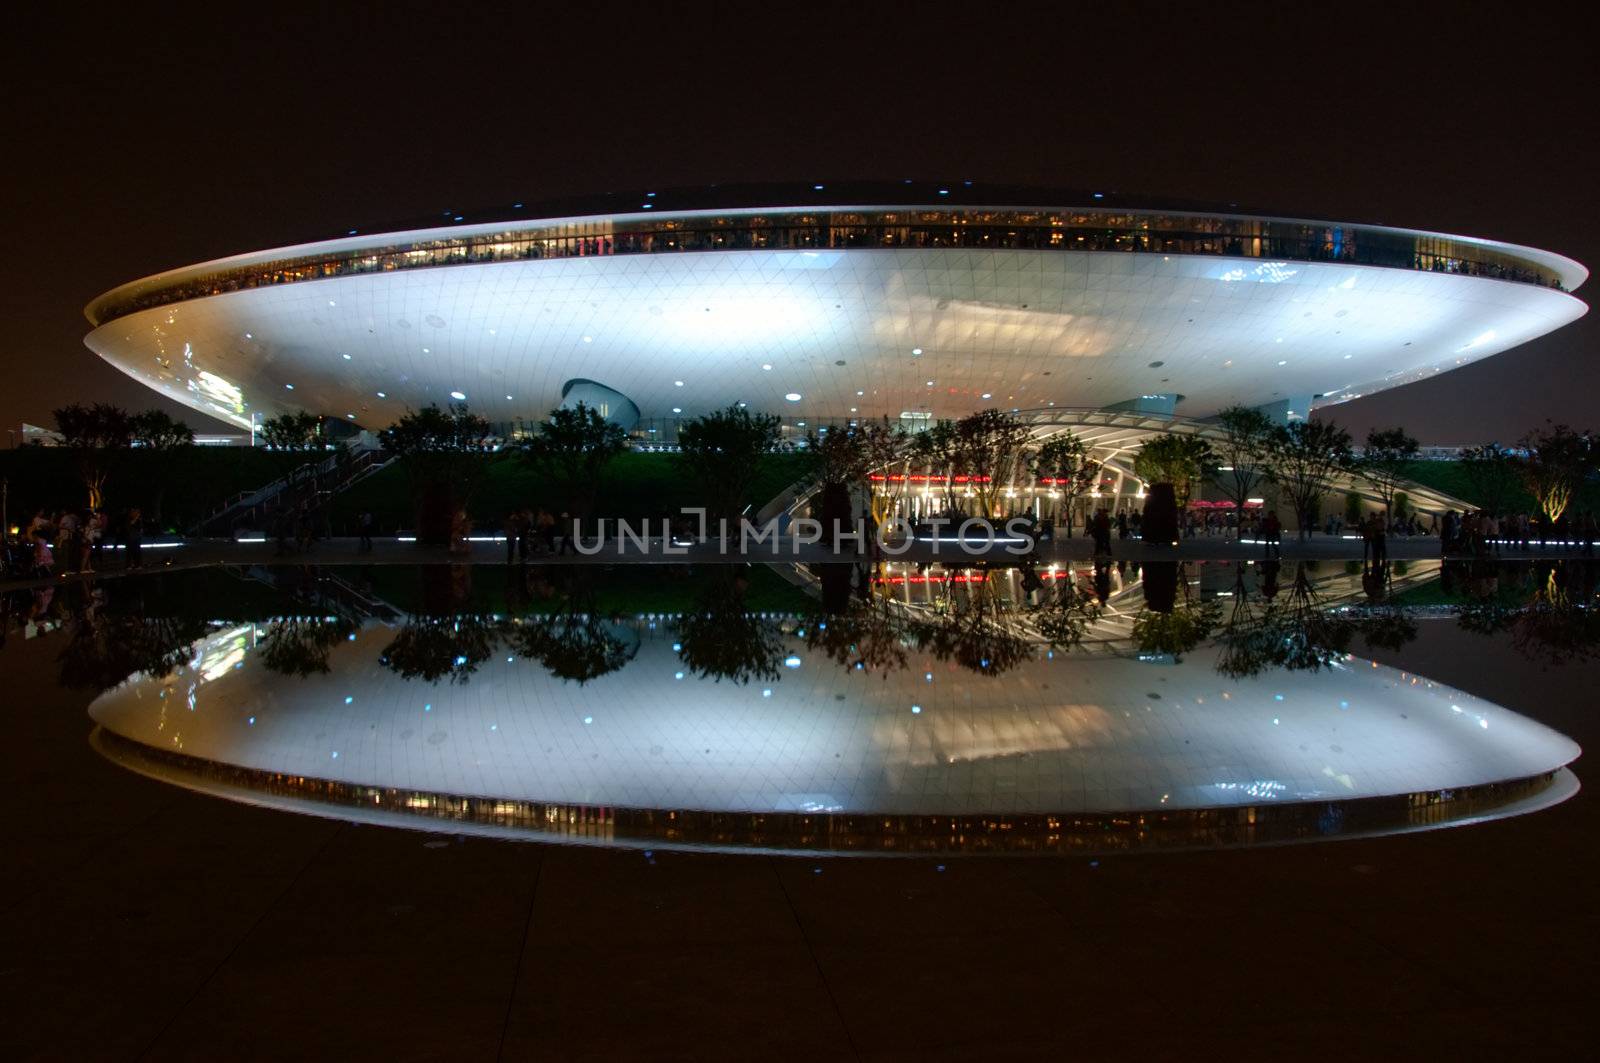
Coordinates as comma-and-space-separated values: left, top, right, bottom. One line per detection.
84, 182, 1587, 435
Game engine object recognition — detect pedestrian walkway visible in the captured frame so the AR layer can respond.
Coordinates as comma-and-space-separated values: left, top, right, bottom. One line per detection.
3, 533, 1592, 594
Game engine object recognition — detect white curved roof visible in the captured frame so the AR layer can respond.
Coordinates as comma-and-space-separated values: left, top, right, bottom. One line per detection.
89, 620, 1579, 819
84, 230, 1587, 431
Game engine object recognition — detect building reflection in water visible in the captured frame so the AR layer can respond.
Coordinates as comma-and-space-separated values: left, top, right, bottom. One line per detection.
28, 559, 1577, 855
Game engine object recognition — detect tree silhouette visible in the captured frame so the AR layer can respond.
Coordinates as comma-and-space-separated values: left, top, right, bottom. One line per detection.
674, 405, 782, 527
379, 613, 498, 684
517, 401, 627, 515
259, 615, 358, 677
1357, 427, 1421, 519
1263, 420, 1354, 539
52, 402, 134, 507
674, 568, 786, 683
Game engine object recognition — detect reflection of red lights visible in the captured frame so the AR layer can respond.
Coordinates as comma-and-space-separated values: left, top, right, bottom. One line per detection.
872, 570, 1078, 585
874, 574, 989, 585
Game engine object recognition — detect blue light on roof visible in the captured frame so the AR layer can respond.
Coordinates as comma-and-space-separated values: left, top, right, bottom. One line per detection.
645, 191, 656, 197
513, 202, 523, 208
347, 229, 357, 235
938, 189, 949, 195
1093, 192, 1104, 198
813, 184, 824, 190
453, 215, 463, 221
642, 203, 653, 209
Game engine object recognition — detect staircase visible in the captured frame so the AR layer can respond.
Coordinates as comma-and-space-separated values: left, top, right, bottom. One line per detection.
228, 564, 401, 622
193, 445, 395, 536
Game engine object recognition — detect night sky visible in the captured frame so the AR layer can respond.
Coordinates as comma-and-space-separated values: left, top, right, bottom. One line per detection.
7, 2, 1594, 444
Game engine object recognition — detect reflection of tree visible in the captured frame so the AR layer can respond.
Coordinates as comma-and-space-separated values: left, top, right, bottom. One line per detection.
1458, 562, 1600, 667
1360, 608, 1419, 653
507, 571, 637, 683
675, 568, 785, 684
908, 570, 1034, 676
804, 576, 910, 677
258, 616, 357, 677
1214, 566, 1349, 676
1213, 565, 1419, 678
510, 616, 634, 682
1132, 562, 1220, 662
1027, 574, 1103, 652
379, 614, 497, 684
57, 611, 209, 690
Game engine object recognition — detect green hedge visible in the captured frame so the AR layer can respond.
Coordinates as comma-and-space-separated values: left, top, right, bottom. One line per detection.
1394, 460, 1600, 515
0, 448, 817, 536
328, 451, 816, 534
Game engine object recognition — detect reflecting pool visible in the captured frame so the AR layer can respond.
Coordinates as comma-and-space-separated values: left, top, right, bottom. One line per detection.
7, 559, 1588, 855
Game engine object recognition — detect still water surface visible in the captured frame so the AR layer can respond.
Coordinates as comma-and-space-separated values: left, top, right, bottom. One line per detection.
6, 558, 1590, 854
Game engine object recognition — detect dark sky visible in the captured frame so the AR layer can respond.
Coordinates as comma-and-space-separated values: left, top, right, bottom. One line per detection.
6, 1, 1594, 444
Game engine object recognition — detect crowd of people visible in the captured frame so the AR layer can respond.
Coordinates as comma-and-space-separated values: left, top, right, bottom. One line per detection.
1440, 509, 1599, 557
6, 507, 145, 579
497, 507, 581, 560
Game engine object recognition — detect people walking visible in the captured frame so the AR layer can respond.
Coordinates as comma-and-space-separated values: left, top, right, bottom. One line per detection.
1366, 511, 1388, 567
558, 511, 578, 556
124, 507, 143, 570
1261, 511, 1282, 558
357, 508, 375, 552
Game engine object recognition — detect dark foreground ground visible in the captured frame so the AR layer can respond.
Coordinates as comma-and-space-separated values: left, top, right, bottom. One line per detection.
2, 623, 1595, 1061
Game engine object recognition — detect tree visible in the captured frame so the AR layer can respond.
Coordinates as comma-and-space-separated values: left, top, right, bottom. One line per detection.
803, 421, 874, 543
130, 409, 195, 452
1209, 406, 1274, 536
259, 411, 323, 450
52, 402, 134, 507
380, 404, 494, 544
1457, 444, 1524, 515
1264, 420, 1354, 538
1028, 430, 1100, 525
1357, 427, 1420, 519
858, 417, 913, 523
517, 402, 627, 515
1133, 433, 1214, 506
910, 408, 1031, 518
130, 410, 195, 524
1518, 422, 1594, 523
674, 405, 782, 527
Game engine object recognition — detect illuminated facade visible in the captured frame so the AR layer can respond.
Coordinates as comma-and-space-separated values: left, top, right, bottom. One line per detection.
83, 183, 1587, 434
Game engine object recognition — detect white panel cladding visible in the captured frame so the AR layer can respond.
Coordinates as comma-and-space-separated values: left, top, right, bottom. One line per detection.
85, 248, 1586, 431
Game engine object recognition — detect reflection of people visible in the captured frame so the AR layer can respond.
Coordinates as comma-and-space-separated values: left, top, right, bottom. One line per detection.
1362, 560, 1389, 601
1093, 559, 1112, 604
1259, 557, 1281, 599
